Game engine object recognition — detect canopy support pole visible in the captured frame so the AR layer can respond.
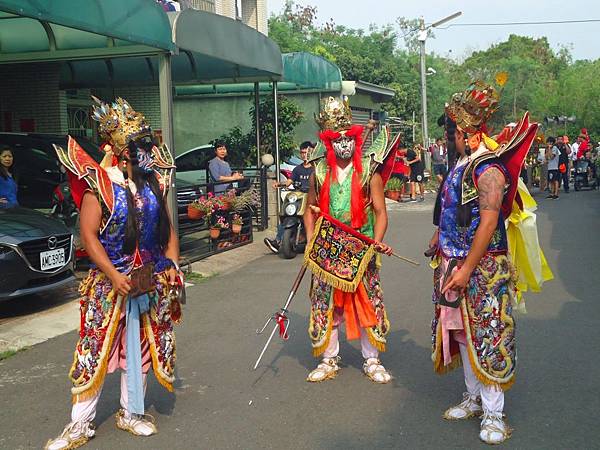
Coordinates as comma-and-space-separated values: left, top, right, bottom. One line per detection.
255, 82, 261, 169
158, 52, 179, 235
273, 81, 281, 222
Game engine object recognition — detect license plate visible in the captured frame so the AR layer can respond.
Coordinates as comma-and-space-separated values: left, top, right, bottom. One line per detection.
40, 248, 65, 270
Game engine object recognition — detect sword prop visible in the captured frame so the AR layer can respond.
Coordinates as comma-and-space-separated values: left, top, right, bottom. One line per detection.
253, 265, 307, 370
320, 212, 420, 266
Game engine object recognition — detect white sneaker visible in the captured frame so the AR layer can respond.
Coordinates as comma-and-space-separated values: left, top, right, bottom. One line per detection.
115, 409, 157, 436
307, 357, 340, 382
479, 412, 512, 444
44, 421, 95, 450
443, 392, 483, 420
363, 358, 392, 384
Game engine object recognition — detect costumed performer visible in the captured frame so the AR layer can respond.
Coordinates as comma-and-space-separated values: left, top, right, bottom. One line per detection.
303, 96, 395, 384
46, 97, 183, 450
428, 79, 552, 444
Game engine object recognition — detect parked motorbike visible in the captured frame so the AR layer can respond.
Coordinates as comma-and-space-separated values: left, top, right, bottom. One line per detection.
573, 159, 598, 191
50, 181, 88, 262
278, 188, 308, 259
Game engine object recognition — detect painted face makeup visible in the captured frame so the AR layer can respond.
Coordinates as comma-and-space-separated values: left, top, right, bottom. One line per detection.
332, 135, 355, 160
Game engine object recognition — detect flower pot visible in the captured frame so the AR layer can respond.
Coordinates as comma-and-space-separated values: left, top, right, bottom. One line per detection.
209, 228, 221, 239
231, 223, 242, 234
385, 190, 401, 201
187, 205, 204, 220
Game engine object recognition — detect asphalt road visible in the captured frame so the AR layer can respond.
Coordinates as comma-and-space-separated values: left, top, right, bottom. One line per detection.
0, 189, 598, 450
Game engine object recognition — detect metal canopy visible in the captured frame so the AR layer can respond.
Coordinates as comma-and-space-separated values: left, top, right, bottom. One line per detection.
0, 0, 175, 64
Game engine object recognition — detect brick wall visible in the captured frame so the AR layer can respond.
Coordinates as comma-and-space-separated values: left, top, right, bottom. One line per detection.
0, 63, 67, 134
93, 86, 162, 131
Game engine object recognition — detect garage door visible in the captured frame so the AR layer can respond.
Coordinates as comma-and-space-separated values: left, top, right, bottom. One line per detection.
350, 107, 373, 145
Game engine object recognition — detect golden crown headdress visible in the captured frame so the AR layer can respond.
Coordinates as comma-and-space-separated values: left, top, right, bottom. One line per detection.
91, 96, 152, 152
445, 77, 505, 134
315, 96, 353, 132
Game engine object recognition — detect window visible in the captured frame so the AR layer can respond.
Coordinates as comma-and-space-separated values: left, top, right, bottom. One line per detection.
189, 0, 215, 13
176, 148, 212, 172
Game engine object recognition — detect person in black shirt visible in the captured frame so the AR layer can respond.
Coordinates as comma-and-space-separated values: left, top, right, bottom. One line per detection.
264, 141, 315, 253
406, 144, 425, 202
556, 136, 571, 193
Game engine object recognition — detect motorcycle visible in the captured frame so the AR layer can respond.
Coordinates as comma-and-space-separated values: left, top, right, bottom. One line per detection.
278, 187, 308, 259
573, 159, 598, 191
50, 181, 88, 263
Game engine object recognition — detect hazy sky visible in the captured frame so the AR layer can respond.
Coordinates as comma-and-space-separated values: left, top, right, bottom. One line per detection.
268, 0, 600, 61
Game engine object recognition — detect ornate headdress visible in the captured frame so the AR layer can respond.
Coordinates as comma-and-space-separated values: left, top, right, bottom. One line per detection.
91, 96, 152, 153
445, 80, 501, 134
315, 96, 353, 132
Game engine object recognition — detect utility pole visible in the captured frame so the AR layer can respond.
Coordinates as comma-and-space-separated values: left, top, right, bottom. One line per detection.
417, 11, 462, 169
418, 17, 428, 155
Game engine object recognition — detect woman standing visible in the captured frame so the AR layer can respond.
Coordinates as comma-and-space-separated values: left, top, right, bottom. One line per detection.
0, 145, 18, 208
46, 98, 183, 450
406, 144, 425, 202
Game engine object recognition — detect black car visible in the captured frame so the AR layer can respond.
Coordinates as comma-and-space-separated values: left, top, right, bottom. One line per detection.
0, 132, 195, 240
0, 207, 75, 300
0, 133, 103, 209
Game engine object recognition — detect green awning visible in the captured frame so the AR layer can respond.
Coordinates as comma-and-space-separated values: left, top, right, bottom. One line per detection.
169, 9, 282, 83
59, 9, 284, 88
281, 52, 342, 90
0, 0, 175, 63
173, 52, 342, 96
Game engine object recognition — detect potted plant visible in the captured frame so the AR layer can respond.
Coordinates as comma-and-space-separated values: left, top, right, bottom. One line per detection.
228, 187, 261, 212
212, 193, 230, 212
210, 215, 229, 239
231, 213, 243, 234
221, 189, 237, 210
384, 177, 403, 201
188, 194, 214, 220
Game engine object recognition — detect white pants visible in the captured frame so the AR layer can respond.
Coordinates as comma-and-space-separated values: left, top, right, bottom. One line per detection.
71, 372, 147, 423
459, 343, 504, 414
323, 326, 379, 360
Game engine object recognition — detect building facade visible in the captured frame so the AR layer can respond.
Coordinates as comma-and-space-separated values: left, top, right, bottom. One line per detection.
183, 0, 268, 35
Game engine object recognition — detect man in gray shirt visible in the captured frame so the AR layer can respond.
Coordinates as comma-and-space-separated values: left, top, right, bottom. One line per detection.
545, 137, 561, 199
431, 138, 447, 183
208, 142, 243, 194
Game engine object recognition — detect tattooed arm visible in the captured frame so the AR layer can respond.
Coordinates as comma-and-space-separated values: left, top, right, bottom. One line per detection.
442, 167, 505, 293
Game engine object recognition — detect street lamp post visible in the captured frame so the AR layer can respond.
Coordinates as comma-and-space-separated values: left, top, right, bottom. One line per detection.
418, 17, 428, 155
418, 11, 462, 167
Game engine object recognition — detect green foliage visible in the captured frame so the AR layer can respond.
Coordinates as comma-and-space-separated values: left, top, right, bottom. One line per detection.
269, 3, 600, 142
384, 176, 403, 191
251, 94, 304, 160
213, 94, 304, 166
211, 126, 254, 167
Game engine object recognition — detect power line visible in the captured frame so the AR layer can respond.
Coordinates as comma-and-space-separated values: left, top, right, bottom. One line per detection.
437, 18, 600, 29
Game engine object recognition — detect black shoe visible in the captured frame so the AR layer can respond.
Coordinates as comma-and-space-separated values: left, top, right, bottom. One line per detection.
264, 238, 279, 254
409, 198, 418, 203
546, 194, 553, 198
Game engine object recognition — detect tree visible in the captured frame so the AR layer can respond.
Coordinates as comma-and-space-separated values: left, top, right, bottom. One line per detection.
213, 94, 304, 167
268, 3, 600, 143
